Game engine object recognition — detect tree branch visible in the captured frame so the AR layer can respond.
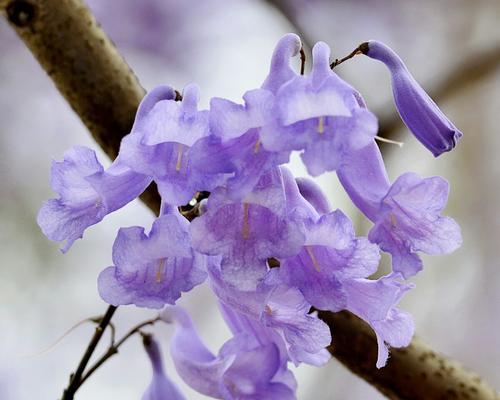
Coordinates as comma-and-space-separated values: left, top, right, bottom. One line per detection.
2, 0, 498, 399
61, 305, 117, 400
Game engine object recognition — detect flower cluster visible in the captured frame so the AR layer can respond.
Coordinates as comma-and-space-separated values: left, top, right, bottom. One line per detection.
38, 34, 462, 399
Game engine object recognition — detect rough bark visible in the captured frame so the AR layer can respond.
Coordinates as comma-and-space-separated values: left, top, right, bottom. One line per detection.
1, 0, 498, 398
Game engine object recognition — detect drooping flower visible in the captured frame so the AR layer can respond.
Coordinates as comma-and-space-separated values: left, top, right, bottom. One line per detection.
160, 305, 297, 399
337, 143, 462, 277
120, 84, 225, 206
260, 41, 377, 176
98, 211, 207, 308
141, 334, 185, 400
37, 146, 151, 252
361, 40, 462, 156
368, 172, 462, 278
190, 168, 304, 290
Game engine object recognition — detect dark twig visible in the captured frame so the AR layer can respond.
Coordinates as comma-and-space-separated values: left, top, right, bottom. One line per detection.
330, 42, 369, 69
78, 317, 160, 388
61, 305, 117, 400
299, 46, 306, 75
2, 0, 500, 399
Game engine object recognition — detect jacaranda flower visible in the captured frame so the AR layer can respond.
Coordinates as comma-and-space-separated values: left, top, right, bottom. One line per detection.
141, 334, 185, 400
37, 146, 151, 252
161, 305, 297, 399
98, 211, 206, 308
260, 41, 377, 176
337, 142, 462, 277
362, 40, 463, 156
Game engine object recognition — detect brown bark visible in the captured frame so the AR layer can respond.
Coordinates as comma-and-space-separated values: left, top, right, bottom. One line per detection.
319, 310, 499, 400
1, 0, 160, 212
1, 0, 498, 398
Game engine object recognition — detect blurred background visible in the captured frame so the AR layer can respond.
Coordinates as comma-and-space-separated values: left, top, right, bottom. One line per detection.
1, 0, 499, 399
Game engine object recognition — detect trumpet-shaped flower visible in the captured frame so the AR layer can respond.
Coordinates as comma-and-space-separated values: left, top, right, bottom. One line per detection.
98, 212, 206, 308
37, 146, 151, 252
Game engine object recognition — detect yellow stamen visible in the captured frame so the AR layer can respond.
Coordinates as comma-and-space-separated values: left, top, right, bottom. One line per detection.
175, 143, 184, 171
305, 245, 320, 272
156, 259, 166, 283
389, 213, 397, 227
317, 116, 325, 134
253, 139, 261, 154
265, 305, 273, 315
242, 203, 250, 239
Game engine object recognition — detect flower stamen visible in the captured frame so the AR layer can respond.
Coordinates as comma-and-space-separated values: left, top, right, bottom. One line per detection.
317, 116, 325, 134
175, 143, 184, 171
305, 245, 320, 272
242, 203, 250, 239
156, 258, 166, 283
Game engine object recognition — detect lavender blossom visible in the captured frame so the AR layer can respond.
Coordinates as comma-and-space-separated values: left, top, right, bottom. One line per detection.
141, 334, 185, 400
368, 172, 462, 277
260, 42, 377, 176
190, 169, 304, 290
161, 305, 296, 399
337, 143, 462, 277
37, 146, 151, 252
120, 84, 224, 205
98, 212, 206, 308
362, 40, 462, 156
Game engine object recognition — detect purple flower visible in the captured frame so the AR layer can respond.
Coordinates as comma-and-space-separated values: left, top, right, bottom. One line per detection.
190, 169, 304, 290
280, 210, 380, 313
160, 305, 296, 399
337, 143, 461, 277
37, 146, 151, 252
260, 42, 377, 176
344, 274, 414, 368
200, 90, 289, 200
363, 40, 462, 156
368, 172, 462, 278
186, 34, 303, 201
120, 84, 224, 205
141, 334, 185, 400
98, 212, 206, 308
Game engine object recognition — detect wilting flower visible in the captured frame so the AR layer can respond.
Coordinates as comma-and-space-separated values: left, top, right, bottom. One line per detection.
362, 40, 462, 156
141, 334, 185, 400
37, 146, 150, 252
98, 212, 206, 308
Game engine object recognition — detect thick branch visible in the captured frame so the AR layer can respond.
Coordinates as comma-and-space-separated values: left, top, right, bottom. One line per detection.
0, 0, 160, 212
319, 311, 498, 400
2, 0, 498, 399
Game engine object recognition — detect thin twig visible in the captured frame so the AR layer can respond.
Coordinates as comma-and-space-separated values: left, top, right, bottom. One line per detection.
61, 305, 117, 400
78, 317, 160, 388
